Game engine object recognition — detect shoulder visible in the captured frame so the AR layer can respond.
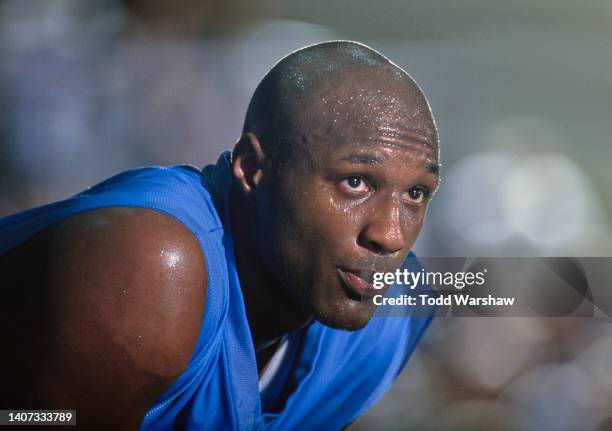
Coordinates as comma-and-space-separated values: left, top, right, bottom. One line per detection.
3, 206, 207, 427
48, 206, 207, 374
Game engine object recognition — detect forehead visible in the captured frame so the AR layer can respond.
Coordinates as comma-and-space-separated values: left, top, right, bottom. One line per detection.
295, 72, 437, 148
296, 96, 438, 166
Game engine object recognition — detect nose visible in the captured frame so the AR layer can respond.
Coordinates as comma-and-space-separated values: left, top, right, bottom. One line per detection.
358, 198, 405, 256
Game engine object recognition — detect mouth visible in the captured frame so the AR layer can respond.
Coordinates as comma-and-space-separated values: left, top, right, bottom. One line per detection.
336, 268, 381, 300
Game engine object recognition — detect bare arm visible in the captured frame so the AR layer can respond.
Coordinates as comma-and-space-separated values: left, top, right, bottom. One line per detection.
1, 207, 207, 430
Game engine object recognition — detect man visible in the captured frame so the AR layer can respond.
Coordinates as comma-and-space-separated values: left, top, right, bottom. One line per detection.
0, 41, 440, 430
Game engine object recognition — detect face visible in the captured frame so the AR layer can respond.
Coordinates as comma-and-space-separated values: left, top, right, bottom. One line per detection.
255, 78, 440, 330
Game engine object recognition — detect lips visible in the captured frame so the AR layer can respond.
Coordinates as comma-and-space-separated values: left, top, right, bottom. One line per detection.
337, 268, 380, 299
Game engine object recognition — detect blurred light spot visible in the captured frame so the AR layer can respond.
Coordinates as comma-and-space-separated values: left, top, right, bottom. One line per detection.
441, 150, 609, 254
443, 151, 516, 244
441, 318, 540, 391
503, 154, 607, 251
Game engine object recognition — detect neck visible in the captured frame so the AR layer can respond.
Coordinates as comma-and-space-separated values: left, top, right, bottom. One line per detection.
228, 186, 312, 355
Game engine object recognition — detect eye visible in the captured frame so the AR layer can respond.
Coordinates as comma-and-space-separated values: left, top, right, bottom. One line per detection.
404, 186, 430, 204
340, 176, 370, 193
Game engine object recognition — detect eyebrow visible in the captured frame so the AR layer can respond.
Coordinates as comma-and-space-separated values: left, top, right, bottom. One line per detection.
339, 153, 387, 164
426, 162, 440, 176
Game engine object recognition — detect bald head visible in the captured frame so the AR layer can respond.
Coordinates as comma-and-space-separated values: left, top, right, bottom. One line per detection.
242, 41, 438, 166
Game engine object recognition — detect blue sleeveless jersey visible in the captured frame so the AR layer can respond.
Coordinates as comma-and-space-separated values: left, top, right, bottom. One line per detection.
0, 152, 434, 430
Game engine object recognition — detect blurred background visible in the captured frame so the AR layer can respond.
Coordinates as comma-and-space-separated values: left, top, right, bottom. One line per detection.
1, 0, 611, 429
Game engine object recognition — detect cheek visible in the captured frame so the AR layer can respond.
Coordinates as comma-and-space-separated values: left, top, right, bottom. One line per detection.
261, 185, 335, 260
400, 206, 427, 246
316, 189, 369, 240
326, 195, 364, 222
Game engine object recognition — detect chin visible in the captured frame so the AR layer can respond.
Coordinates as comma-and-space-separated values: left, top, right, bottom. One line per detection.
313, 300, 376, 331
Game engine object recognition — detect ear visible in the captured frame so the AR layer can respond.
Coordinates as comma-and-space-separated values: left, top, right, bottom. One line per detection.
232, 133, 266, 198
